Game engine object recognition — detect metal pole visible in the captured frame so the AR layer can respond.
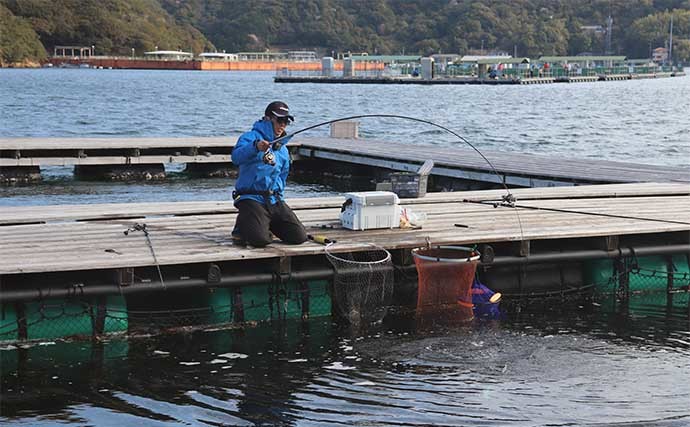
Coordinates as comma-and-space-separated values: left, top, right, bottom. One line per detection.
0, 268, 337, 302
2, 244, 688, 302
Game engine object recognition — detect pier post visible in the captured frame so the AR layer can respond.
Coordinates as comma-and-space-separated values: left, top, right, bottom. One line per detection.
343, 58, 354, 77
421, 57, 434, 80
321, 57, 334, 77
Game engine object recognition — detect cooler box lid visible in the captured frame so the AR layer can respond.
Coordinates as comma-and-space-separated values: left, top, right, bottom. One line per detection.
343, 191, 399, 207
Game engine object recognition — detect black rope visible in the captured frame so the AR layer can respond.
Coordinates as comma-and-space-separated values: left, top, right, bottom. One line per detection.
124, 223, 166, 289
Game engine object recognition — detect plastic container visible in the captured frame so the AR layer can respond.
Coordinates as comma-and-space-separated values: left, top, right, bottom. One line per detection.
391, 172, 428, 198
340, 191, 400, 230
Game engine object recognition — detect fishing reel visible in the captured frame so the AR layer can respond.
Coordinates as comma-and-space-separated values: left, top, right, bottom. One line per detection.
262, 150, 276, 166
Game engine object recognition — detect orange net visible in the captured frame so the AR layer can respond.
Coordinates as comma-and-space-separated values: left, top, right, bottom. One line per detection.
412, 246, 479, 322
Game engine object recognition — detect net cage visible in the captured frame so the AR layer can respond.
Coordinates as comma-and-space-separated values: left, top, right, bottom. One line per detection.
412, 245, 480, 321
0, 297, 128, 342
585, 254, 690, 310
325, 244, 394, 326
0, 282, 333, 343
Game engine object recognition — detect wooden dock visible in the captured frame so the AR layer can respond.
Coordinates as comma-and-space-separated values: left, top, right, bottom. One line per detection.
2, 136, 688, 186
1, 183, 688, 278
0, 136, 233, 167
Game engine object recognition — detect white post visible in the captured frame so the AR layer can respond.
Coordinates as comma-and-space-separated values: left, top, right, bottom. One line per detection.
421, 57, 434, 80
321, 56, 334, 77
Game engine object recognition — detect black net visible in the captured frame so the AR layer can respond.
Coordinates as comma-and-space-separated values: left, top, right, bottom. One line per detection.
325, 244, 394, 326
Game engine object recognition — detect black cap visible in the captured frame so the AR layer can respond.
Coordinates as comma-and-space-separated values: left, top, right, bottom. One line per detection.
265, 101, 294, 122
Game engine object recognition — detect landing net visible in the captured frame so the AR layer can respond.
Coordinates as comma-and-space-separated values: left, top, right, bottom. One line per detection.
325, 244, 394, 326
412, 245, 480, 322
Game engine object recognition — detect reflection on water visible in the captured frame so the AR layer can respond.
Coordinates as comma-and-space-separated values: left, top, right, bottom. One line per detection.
0, 172, 334, 207
2, 297, 689, 426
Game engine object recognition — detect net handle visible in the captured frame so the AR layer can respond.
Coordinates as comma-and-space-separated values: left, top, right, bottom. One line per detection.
325, 244, 392, 265
411, 245, 480, 263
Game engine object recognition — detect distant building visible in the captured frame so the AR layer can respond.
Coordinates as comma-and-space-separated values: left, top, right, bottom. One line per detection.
236, 52, 287, 61
287, 51, 317, 62
538, 55, 626, 68
144, 50, 193, 60
431, 54, 460, 64
460, 55, 512, 63
652, 47, 668, 63
199, 52, 238, 61
53, 46, 94, 58
348, 55, 421, 64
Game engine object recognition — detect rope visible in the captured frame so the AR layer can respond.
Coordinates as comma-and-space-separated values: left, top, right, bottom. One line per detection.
124, 223, 166, 289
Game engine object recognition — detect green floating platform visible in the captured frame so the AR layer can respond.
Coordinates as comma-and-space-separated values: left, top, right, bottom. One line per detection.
211, 280, 332, 323
585, 254, 690, 308
0, 296, 128, 342
0, 281, 331, 342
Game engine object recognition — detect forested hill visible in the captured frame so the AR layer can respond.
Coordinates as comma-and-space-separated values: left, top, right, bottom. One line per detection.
0, 0, 212, 66
2, 0, 689, 66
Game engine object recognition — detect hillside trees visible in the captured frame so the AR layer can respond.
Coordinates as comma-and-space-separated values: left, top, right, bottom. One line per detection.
0, 4, 46, 65
2, 0, 689, 65
2, 0, 213, 57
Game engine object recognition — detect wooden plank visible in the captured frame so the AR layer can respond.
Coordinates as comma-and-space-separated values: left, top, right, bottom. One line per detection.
0, 155, 232, 167
2, 183, 688, 225
0, 136, 241, 150
1, 186, 689, 274
2, 136, 688, 184
298, 137, 690, 183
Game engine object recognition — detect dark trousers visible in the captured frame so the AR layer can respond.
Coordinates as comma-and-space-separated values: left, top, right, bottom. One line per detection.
233, 199, 307, 247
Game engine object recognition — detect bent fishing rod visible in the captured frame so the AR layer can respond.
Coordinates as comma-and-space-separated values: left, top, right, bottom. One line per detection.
269, 113, 526, 241
271, 114, 516, 205
272, 114, 690, 229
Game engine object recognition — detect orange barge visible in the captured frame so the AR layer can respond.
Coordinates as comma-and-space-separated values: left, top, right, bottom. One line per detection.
46, 57, 383, 72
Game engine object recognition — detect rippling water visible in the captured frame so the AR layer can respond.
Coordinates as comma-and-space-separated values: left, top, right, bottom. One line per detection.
2, 69, 690, 425
2, 68, 689, 206
2, 304, 690, 426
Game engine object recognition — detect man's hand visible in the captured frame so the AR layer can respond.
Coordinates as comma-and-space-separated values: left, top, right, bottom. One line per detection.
255, 139, 270, 151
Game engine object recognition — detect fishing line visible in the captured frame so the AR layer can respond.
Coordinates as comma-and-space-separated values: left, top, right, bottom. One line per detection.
475, 200, 690, 226
273, 113, 525, 241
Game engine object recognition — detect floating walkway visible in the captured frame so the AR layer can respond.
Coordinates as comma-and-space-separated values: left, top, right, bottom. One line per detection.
1, 136, 688, 186
2, 183, 689, 341
275, 71, 686, 85
1, 182, 688, 282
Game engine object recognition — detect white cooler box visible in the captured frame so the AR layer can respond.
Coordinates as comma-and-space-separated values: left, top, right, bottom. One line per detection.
339, 191, 400, 230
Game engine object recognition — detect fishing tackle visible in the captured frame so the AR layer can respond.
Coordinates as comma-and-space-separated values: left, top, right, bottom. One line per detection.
262, 149, 276, 166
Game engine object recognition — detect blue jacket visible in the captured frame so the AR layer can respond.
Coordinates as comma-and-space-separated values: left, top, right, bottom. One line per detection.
231, 119, 292, 206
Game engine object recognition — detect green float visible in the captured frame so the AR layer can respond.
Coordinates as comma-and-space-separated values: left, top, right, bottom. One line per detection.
0, 296, 128, 342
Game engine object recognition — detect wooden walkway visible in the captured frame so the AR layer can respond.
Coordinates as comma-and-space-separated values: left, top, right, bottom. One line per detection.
1, 136, 688, 186
295, 138, 690, 185
1, 183, 689, 275
0, 136, 233, 167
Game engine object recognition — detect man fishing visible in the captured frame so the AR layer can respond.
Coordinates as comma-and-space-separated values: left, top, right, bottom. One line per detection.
230, 101, 307, 247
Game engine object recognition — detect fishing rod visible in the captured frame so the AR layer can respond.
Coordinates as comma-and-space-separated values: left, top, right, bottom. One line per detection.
271, 114, 516, 205
269, 113, 525, 240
